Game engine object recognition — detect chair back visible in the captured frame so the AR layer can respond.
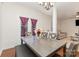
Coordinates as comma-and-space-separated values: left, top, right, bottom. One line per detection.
41, 32, 48, 39
68, 43, 75, 51
66, 43, 77, 56
26, 32, 32, 36
48, 32, 57, 40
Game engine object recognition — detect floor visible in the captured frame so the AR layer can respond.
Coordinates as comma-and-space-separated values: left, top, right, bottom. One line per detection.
0, 47, 79, 57
1, 48, 15, 57
0, 47, 63, 57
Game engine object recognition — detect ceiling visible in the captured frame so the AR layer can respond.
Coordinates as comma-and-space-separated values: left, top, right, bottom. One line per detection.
56, 2, 79, 20
17, 2, 79, 20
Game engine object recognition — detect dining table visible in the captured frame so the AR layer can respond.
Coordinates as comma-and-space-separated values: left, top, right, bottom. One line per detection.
21, 36, 67, 57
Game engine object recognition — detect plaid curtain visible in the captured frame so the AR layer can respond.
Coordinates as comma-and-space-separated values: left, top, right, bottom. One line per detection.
20, 17, 29, 37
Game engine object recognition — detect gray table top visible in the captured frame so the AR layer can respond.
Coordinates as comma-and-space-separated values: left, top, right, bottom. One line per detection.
21, 36, 67, 57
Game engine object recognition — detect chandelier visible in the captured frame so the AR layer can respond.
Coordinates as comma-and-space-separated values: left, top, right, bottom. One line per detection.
39, 2, 53, 10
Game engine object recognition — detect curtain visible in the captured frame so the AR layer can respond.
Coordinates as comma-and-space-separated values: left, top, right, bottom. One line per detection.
31, 19, 37, 35
20, 17, 29, 37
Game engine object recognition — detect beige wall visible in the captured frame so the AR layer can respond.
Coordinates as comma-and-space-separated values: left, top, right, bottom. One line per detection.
0, 2, 51, 50
61, 18, 78, 36
0, 3, 2, 54
57, 18, 61, 31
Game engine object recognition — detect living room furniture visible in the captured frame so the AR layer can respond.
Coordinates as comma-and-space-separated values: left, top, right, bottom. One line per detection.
48, 32, 57, 40
21, 36, 66, 57
66, 36, 79, 57
72, 36, 79, 41
57, 31, 67, 40
41, 32, 48, 39
66, 43, 77, 57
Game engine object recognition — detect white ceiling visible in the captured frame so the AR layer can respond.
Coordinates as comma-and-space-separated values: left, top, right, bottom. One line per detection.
17, 2, 79, 20
56, 2, 79, 20
17, 2, 53, 16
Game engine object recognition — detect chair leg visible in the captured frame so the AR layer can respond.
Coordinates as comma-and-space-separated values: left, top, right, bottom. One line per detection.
21, 39, 23, 45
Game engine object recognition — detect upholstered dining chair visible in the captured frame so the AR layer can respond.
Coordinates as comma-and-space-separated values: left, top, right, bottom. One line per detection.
41, 32, 48, 39
26, 32, 32, 36
66, 42, 77, 57
48, 32, 57, 40
57, 31, 67, 40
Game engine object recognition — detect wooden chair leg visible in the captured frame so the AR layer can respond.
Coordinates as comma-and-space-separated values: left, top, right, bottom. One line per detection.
56, 45, 66, 57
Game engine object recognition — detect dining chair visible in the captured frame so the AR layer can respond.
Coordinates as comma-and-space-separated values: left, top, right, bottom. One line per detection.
48, 32, 57, 40
57, 31, 67, 40
40, 32, 48, 39
26, 32, 32, 36
66, 43, 77, 57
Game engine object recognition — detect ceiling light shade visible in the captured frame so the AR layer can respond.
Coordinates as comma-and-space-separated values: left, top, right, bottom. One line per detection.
39, 2, 53, 10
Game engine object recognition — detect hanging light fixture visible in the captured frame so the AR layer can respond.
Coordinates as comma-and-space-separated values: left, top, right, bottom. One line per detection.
39, 2, 53, 10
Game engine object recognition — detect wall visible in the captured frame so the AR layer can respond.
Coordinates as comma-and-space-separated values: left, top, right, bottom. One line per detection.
61, 18, 78, 36
0, 3, 2, 54
57, 18, 61, 31
1, 2, 51, 50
